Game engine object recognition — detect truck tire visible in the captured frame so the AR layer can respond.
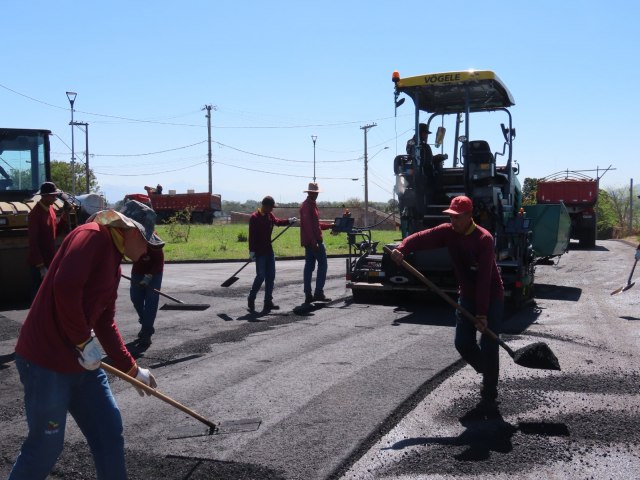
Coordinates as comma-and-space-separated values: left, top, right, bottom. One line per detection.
579, 228, 596, 248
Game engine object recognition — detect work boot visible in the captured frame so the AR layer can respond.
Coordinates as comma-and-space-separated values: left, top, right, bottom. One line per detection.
459, 398, 500, 423
304, 293, 314, 304
137, 333, 152, 348
248, 297, 256, 312
263, 300, 280, 311
313, 292, 332, 302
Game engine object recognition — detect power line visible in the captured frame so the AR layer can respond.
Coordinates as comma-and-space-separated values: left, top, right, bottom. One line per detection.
94, 161, 206, 176
215, 161, 357, 180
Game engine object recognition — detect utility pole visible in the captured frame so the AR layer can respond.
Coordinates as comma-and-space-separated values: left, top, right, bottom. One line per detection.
630, 178, 634, 235
311, 135, 317, 182
203, 105, 215, 195
360, 123, 376, 226
66, 92, 77, 195
72, 122, 90, 193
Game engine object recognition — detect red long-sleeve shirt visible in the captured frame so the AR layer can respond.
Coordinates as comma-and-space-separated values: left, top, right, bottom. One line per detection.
131, 246, 165, 275
15, 222, 136, 374
299, 198, 333, 247
249, 209, 289, 255
396, 222, 504, 315
26, 201, 59, 267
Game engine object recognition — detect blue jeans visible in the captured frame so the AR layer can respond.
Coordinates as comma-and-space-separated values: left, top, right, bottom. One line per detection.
129, 272, 163, 336
249, 253, 276, 303
10, 355, 126, 480
454, 297, 504, 401
303, 243, 328, 296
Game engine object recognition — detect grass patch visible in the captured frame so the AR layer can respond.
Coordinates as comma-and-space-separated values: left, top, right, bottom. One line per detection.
154, 224, 402, 261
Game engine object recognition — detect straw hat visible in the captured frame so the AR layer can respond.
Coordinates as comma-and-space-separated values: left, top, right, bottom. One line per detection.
303, 182, 322, 193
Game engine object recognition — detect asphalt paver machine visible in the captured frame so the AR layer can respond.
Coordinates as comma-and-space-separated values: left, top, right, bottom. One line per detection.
348, 70, 568, 307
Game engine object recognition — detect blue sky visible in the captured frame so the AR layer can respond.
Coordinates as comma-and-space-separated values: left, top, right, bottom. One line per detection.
2, 1, 638, 205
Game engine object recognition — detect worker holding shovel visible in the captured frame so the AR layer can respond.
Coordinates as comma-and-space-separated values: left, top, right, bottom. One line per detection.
10, 201, 162, 480
390, 195, 505, 418
248, 195, 296, 312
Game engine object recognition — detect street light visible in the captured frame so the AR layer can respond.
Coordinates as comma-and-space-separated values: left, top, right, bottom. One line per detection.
66, 91, 77, 195
311, 135, 317, 182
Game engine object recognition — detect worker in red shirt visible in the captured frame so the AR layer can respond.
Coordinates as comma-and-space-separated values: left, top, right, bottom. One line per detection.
10, 200, 163, 480
390, 196, 505, 418
27, 181, 70, 299
129, 241, 165, 348
248, 195, 296, 312
299, 183, 335, 304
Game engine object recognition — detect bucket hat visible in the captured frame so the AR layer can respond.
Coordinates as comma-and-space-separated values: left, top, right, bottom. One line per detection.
88, 200, 164, 247
37, 181, 62, 195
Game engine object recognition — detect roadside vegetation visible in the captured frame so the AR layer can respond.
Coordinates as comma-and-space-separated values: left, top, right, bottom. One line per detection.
154, 224, 402, 262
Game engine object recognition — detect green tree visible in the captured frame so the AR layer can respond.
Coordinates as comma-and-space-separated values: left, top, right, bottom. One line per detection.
522, 177, 538, 206
50, 159, 100, 194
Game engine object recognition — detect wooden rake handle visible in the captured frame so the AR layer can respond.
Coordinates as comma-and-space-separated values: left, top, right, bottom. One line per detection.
100, 362, 217, 431
383, 246, 514, 356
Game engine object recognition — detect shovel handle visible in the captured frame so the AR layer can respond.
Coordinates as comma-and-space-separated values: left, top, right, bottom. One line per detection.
383, 246, 514, 356
627, 258, 638, 285
121, 274, 184, 304
100, 362, 217, 431
223, 221, 296, 284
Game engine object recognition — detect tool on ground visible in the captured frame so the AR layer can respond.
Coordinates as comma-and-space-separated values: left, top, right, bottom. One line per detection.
100, 361, 217, 434
121, 274, 210, 311
221, 222, 295, 287
384, 246, 561, 371
610, 259, 637, 296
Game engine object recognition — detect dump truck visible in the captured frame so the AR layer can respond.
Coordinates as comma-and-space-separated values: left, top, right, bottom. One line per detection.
536, 170, 606, 248
346, 70, 571, 307
124, 186, 221, 223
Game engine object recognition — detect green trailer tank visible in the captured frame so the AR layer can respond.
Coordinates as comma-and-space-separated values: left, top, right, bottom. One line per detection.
524, 203, 571, 258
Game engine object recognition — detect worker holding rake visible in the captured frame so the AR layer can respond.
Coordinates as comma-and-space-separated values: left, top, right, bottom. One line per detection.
10, 201, 162, 480
390, 195, 505, 417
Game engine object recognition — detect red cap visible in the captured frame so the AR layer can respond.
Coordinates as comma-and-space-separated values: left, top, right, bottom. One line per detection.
443, 196, 473, 216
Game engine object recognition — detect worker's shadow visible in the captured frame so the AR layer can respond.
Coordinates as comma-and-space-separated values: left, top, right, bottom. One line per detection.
383, 410, 569, 462
383, 414, 516, 461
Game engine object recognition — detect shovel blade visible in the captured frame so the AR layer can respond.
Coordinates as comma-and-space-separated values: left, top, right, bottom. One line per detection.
221, 276, 239, 288
160, 303, 210, 311
512, 342, 561, 371
611, 281, 635, 296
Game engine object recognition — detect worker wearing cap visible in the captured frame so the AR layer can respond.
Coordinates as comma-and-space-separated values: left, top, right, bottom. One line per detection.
390, 195, 504, 417
247, 195, 296, 312
10, 200, 163, 480
27, 181, 71, 300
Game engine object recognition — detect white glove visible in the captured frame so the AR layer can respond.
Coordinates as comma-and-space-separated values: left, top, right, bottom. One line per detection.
39, 266, 48, 279
288, 217, 298, 225
76, 337, 102, 370
635, 249, 640, 261
139, 274, 153, 288
249, 251, 256, 261
134, 366, 158, 397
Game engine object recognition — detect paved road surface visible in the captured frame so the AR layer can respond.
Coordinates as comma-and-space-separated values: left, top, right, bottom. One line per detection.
1, 242, 639, 479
